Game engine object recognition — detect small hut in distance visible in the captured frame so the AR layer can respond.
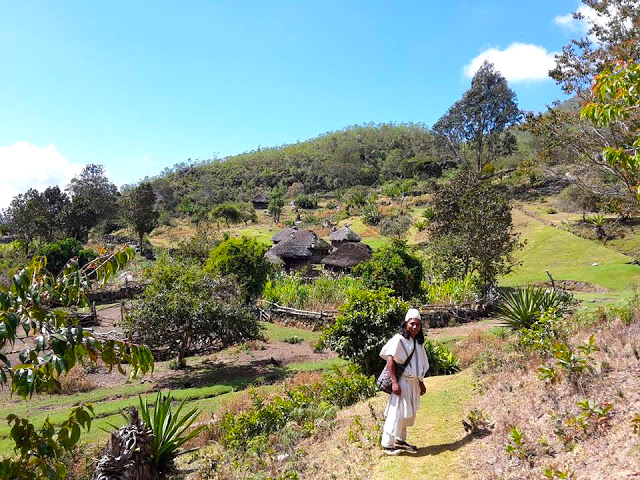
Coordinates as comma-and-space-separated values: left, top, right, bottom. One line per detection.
267, 235, 311, 272
290, 229, 331, 263
252, 193, 270, 210
271, 226, 299, 244
329, 225, 361, 248
321, 242, 372, 273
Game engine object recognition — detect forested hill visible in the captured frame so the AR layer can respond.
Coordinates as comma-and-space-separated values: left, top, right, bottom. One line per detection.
150, 123, 445, 211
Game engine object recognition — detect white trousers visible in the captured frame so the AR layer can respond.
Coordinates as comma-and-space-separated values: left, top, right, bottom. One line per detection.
381, 412, 415, 447
381, 376, 420, 447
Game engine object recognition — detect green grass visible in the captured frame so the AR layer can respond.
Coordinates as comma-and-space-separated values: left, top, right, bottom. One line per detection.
261, 321, 321, 342
502, 210, 640, 293
0, 350, 341, 455
372, 370, 474, 480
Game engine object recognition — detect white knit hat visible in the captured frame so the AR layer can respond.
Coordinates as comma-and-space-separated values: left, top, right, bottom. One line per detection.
404, 308, 421, 322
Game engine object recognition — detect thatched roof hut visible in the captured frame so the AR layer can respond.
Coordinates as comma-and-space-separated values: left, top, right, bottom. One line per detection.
267, 235, 312, 272
329, 225, 361, 247
265, 249, 285, 266
292, 229, 331, 252
270, 235, 311, 259
321, 242, 372, 272
252, 193, 270, 209
272, 226, 298, 244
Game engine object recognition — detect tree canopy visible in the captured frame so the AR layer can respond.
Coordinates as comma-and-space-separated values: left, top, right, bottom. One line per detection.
433, 61, 522, 172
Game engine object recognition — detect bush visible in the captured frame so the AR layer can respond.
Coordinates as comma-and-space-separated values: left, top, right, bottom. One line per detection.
321, 364, 378, 407
353, 241, 423, 299
379, 215, 412, 238
414, 220, 429, 232
518, 308, 567, 356
424, 274, 477, 305
498, 287, 575, 331
294, 194, 317, 209
318, 288, 408, 374
39, 238, 98, 274
217, 365, 376, 450
171, 230, 219, 265
125, 258, 263, 363
424, 340, 461, 376
263, 273, 364, 310
205, 236, 271, 299
139, 391, 205, 473
361, 202, 383, 226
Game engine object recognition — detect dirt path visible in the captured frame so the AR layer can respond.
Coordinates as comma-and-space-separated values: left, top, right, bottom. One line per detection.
371, 370, 481, 480
427, 318, 502, 340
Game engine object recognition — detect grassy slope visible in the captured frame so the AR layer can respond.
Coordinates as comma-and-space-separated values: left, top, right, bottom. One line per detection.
0, 322, 334, 456
371, 370, 474, 480
502, 210, 640, 292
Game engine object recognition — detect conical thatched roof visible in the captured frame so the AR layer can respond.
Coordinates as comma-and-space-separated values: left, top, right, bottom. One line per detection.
269, 235, 311, 259
329, 225, 361, 243
252, 192, 269, 203
321, 242, 372, 268
272, 226, 298, 244
292, 229, 331, 251
265, 249, 285, 265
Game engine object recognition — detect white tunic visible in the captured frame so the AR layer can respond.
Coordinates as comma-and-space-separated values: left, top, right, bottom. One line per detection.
379, 334, 429, 422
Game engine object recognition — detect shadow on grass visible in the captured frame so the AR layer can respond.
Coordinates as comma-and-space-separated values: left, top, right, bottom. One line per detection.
155, 357, 288, 391
413, 432, 480, 457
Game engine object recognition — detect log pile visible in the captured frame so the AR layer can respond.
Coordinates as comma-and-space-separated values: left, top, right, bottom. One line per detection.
93, 407, 155, 480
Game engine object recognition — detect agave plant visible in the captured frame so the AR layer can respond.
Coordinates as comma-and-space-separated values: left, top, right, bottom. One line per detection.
139, 391, 205, 473
497, 287, 552, 331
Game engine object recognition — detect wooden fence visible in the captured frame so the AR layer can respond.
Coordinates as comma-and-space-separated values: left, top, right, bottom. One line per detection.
260, 295, 497, 330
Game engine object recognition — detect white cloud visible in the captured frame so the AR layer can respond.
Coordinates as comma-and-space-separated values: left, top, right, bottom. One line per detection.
463, 43, 557, 82
554, 4, 629, 38
0, 142, 83, 209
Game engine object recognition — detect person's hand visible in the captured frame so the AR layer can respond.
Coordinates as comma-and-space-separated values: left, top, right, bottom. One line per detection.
392, 381, 402, 396
419, 381, 426, 396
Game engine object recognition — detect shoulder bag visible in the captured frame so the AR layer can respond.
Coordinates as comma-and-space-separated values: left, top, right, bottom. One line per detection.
376, 338, 416, 394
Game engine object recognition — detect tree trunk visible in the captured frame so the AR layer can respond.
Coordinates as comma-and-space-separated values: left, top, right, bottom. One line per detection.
177, 320, 192, 366
93, 407, 155, 480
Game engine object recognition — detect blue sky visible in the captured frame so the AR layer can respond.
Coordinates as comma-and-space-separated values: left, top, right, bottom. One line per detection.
1, 0, 589, 206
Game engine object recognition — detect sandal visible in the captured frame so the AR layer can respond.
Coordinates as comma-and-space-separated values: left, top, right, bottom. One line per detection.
394, 439, 418, 452
382, 446, 404, 456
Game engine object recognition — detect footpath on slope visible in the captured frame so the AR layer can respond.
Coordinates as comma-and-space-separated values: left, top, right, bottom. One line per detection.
371, 370, 482, 480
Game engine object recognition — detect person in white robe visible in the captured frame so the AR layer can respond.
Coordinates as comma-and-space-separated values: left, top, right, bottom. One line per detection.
379, 308, 429, 454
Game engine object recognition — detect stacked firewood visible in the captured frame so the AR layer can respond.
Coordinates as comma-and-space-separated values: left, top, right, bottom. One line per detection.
93, 408, 155, 480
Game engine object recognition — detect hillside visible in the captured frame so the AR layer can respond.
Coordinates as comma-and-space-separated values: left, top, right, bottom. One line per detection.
149, 123, 442, 210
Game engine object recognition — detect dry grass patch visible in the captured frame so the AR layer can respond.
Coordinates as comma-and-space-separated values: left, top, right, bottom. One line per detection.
469, 314, 640, 479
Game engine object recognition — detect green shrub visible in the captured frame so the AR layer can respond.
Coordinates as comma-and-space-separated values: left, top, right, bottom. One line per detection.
424, 274, 477, 305
218, 365, 376, 451
498, 287, 575, 331
321, 364, 377, 407
125, 258, 262, 363
139, 391, 205, 473
424, 339, 461, 376
205, 236, 271, 299
361, 202, 383, 226
39, 238, 98, 274
263, 273, 363, 310
422, 206, 435, 221
172, 230, 219, 265
318, 288, 408, 374
518, 307, 567, 355
353, 241, 423, 300
414, 220, 429, 231
294, 194, 317, 209
283, 336, 303, 344
379, 215, 413, 238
